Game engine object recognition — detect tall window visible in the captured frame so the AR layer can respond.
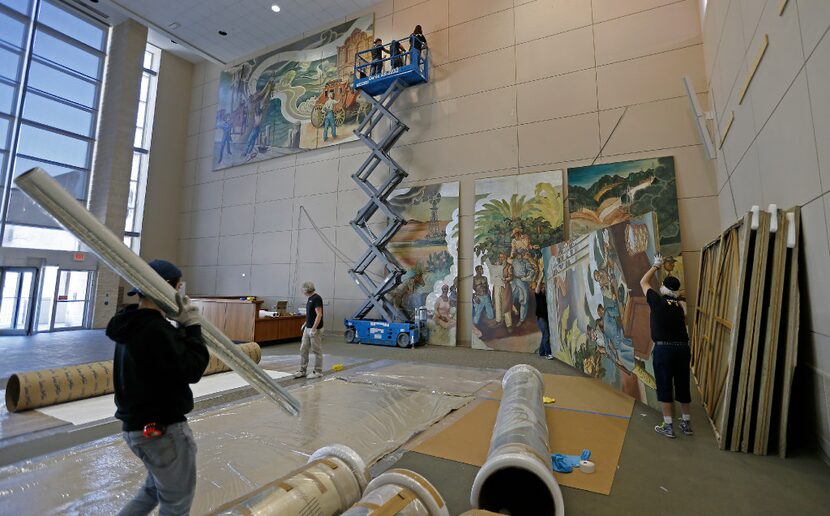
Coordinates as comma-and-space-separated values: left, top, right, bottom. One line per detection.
0, 0, 107, 251
124, 44, 159, 253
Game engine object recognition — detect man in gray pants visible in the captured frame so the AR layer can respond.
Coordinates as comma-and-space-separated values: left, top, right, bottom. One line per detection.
106, 259, 208, 515
295, 281, 324, 379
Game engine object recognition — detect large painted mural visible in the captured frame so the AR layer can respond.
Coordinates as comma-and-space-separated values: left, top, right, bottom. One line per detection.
544, 212, 668, 410
471, 171, 565, 352
213, 15, 374, 170
387, 183, 460, 347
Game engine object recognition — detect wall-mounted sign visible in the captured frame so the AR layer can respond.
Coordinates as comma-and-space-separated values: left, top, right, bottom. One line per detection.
73, 252, 86, 262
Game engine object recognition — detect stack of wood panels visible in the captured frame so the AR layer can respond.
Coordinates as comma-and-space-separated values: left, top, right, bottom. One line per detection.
691, 207, 800, 456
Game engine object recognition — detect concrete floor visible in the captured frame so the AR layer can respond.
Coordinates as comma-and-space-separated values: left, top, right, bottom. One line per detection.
1, 332, 829, 514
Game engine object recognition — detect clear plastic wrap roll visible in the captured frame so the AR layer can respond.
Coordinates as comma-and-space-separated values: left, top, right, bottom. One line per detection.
470, 364, 564, 516
14, 168, 299, 417
342, 469, 448, 516
210, 444, 367, 515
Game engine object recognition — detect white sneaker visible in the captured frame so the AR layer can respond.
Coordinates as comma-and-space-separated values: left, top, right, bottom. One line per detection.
293, 370, 306, 379
307, 371, 322, 379
546, 354, 554, 360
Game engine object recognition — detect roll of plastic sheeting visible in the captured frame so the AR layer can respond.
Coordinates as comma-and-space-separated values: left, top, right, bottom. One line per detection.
342, 469, 449, 516
14, 168, 300, 417
5, 342, 263, 412
470, 364, 565, 516
210, 444, 368, 516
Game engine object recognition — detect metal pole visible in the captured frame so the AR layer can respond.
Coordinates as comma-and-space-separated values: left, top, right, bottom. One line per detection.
14, 167, 301, 416
470, 364, 564, 516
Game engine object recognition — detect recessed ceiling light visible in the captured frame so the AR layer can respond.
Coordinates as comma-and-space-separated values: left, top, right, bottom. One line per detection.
218, 30, 228, 36
271, 4, 281, 13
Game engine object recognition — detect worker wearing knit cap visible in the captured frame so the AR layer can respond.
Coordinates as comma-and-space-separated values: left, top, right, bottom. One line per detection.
640, 254, 693, 439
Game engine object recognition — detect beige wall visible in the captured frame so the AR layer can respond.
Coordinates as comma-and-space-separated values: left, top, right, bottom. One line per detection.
702, 0, 830, 456
177, 0, 719, 346
139, 51, 193, 264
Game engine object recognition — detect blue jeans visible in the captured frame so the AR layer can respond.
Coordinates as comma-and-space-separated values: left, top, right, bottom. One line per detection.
473, 294, 494, 324
537, 317, 551, 356
118, 422, 198, 516
323, 111, 336, 141
244, 126, 261, 155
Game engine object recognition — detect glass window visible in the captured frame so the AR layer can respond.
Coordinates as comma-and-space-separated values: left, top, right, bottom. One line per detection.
0, 0, 33, 16
17, 123, 90, 168
0, 81, 16, 114
28, 61, 98, 108
38, 1, 105, 51
33, 30, 101, 78
13, 156, 88, 198
23, 91, 94, 137
2, 224, 78, 250
0, 46, 23, 80
0, 10, 27, 48
0, 117, 9, 148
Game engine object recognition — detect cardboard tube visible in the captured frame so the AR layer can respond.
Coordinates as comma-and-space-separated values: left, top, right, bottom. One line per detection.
342, 469, 449, 516
210, 444, 368, 515
5, 342, 263, 412
470, 364, 564, 516
14, 168, 300, 417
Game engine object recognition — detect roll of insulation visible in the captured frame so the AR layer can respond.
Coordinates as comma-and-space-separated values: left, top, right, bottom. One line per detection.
470, 364, 565, 516
579, 460, 596, 474
211, 444, 368, 515
342, 469, 449, 516
5, 342, 262, 412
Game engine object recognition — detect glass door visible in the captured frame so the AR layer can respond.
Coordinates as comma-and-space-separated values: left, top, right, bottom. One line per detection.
52, 270, 91, 330
36, 266, 58, 332
0, 268, 37, 335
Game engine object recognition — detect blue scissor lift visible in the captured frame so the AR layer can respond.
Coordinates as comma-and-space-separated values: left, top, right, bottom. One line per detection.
343, 37, 430, 348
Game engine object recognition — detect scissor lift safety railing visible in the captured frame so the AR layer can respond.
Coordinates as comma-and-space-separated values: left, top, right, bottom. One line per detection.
347, 79, 411, 322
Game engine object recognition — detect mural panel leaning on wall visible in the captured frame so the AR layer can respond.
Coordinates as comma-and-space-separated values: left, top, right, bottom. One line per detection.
213, 15, 374, 170
471, 171, 564, 353
387, 183, 460, 346
543, 213, 665, 410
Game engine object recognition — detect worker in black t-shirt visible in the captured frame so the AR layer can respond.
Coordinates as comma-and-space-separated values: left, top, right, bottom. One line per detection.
640, 254, 693, 439
409, 25, 427, 66
534, 278, 553, 359
370, 38, 389, 76
295, 281, 324, 379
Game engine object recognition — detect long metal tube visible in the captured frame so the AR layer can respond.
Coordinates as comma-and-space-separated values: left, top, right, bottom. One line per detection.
14, 167, 300, 416
342, 468, 449, 516
470, 364, 564, 516
211, 444, 368, 515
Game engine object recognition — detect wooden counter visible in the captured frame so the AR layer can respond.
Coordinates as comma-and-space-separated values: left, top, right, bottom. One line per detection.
190, 297, 303, 343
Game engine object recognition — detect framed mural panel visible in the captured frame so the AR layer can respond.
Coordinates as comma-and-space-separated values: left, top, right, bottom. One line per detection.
543, 212, 669, 410
387, 183, 460, 346
214, 15, 374, 170
471, 171, 565, 352
568, 157, 681, 257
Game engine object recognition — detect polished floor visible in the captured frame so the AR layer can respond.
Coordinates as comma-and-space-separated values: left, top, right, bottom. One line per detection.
0, 331, 828, 515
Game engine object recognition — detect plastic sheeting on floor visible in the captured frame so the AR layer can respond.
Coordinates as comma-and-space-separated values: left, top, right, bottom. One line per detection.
0, 378, 470, 515
335, 359, 502, 396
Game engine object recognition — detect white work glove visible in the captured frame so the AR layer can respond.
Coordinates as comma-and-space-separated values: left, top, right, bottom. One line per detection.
652, 253, 664, 268
170, 293, 201, 327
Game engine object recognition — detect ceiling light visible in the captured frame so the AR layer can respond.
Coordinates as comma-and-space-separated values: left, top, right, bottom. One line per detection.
271, 4, 281, 13
168, 22, 181, 30
218, 30, 228, 36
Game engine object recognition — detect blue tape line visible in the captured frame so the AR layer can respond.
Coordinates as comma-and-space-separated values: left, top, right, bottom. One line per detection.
477, 396, 631, 420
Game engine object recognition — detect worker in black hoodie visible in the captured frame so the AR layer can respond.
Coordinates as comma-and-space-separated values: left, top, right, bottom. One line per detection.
107, 259, 208, 516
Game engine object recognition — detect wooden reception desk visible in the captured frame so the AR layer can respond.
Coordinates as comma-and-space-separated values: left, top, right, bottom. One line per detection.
190, 297, 304, 343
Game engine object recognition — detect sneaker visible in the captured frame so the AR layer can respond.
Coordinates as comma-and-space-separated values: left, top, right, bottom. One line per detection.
293, 370, 306, 379
546, 354, 554, 360
654, 422, 676, 438
307, 371, 322, 379
679, 419, 693, 436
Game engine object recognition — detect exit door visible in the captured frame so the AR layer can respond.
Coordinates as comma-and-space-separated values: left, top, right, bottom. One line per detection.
0, 268, 37, 335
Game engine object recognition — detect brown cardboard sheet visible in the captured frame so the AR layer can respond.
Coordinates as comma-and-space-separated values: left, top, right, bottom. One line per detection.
479, 373, 635, 418
0, 379, 470, 514
409, 398, 630, 495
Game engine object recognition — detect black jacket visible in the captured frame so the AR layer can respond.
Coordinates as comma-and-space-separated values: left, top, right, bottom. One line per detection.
107, 305, 209, 431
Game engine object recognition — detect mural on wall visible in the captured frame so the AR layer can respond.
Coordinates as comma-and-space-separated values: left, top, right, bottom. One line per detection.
213, 15, 374, 170
387, 183, 460, 347
543, 212, 668, 410
568, 157, 681, 257
471, 171, 565, 352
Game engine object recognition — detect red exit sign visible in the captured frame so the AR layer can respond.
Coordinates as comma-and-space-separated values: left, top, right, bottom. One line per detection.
73, 252, 86, 262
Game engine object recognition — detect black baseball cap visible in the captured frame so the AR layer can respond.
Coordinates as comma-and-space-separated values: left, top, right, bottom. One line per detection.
128, 259, 182, 296
663, 276, 681, 292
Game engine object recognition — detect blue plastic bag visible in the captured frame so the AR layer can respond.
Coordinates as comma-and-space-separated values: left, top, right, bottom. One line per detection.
551, 449, 591, 473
